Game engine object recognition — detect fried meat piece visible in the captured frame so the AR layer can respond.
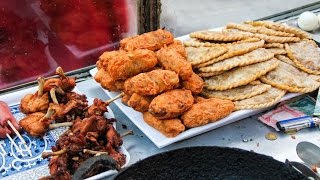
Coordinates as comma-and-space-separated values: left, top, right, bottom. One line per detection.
43, 67, 76, 92
156, 47, 193, 80
121, 94, 131, 105
182, 73, 204, 95
181, 98, 235, 128
120, 29, 174, 51
167, 40, 187, 58
87, 98, 108, 116
71, 116, 107, 136
94, 68, 124, 92
127, 93, 153, 112
105, 49, 158, 80
143, 112, 185, 138
124, 69, 179, 96
149, 89, 194, 119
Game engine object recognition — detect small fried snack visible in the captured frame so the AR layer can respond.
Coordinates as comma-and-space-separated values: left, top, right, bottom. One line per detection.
143, 112, 185, 138
197, 71, 225, 77
204, 59, 279, 90
94, 68, 124, 91
266, 48, 287, 55
167, 40, 187, 58
120, 29, 174, 51
190, 31, 249, 41
149, 89, 194, 119
201, 81, 271, 101
185, 46, 228, 65
156, 47, 193, 80
127, 93, 153, 112
260, 61, 320, 93
182, 73, 204, 95
263, 43, 284, 49
181, 98, 235, 128
234, 87, 286, 110
124, 69, 179, 96
199, 48, 274, 73
285, 40, 320, 75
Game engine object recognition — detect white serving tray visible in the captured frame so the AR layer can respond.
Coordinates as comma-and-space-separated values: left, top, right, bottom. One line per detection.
0, 86, 130, 180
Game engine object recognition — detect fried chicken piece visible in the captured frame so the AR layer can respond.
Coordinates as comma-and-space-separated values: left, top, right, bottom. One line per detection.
127, 93, 153, 112
149, 89, 194, 119
181, 98, 235, 128
105, 124, 126, 166
182, 73, 204, 95
19, 108, 55, 137
143, 112, 185, 138
49, 99, 86, 122
87, 98, 108, 116
156, 46, 193, 80
43, 67, 76, 92
194, 96, 206, 103
124, 69, 179, 96
167, 40, 187, 58
55, 133, 87, 153
48, 154, 71, 180
120, 29, 174, 51
94, 68, 124, 92
72, 116, 107, 136
20, 77, 49, 114
101, 49, 158, 80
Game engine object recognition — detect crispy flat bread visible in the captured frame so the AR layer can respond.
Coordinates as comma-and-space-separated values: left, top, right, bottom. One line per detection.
190, 31, 249, 41
197, 40, 265, 68
263, 43, 284, 49
267, 48, 286, 55
204, 58, 279, 90
234, 87, 286, 110
260, 61, 320, 93
285, 40, 320, 75
197, 71, 225, 77
199, 48, 274, 73
185, 46, 228, 65
201, 81, 271, 101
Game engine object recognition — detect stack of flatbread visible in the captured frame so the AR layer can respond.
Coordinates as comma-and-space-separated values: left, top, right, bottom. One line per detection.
184, 21, 320, 110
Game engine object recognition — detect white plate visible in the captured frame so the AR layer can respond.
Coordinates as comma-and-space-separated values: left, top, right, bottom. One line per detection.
89, 68, 300, 148
0, 86, 130, 180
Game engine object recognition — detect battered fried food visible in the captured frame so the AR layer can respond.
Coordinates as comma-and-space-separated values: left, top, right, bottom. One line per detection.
121, 94, 131, 105
124, 69, 179, 96
120, 29, 174, 51
149, 89, 194, 119
94, 68, 124, 91
103, 49, 158, 80
181, 98, 235, 128
182, 73, 204, 95
156, 47, 193, 80
167, 40, 187, 58
143, 112, 185, 138
127, 93, 153, 112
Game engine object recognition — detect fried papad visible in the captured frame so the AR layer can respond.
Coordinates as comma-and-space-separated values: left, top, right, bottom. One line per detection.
185, 46, 228, 65
190, 31, 249, 41
234, 87, 286, 110
263, 43, 284, 49
183, 37, 260, 47
285, 40, 320, 75
204, 59, 279, 91
197, 40, 265, 68
197, 71, 225, 77
201, 81, 271, 101
226, 23, 295, 37
260, 61, 320, 93
199, 48, 274, 73
244, 20, 311, 39
266, 48, 287, 55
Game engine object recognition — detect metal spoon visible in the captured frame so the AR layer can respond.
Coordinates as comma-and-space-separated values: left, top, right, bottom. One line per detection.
296, 141, 320, 167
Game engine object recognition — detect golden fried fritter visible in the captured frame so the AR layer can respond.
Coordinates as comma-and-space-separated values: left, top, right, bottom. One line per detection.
156, 47, 193, 80
143, 112, 185, 138
167, 40, 187, 58
120, 29, 174, 51
182, 73, 204, 95
121, 94, 131, 105
94, 68, 124, 91
20, 92, 49, 114
181, 98, 235, 128
149, 89, 194, 119
127, 93, 153, 112
124, 69, 179, 96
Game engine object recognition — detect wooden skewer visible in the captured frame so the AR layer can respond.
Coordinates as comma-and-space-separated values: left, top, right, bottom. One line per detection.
56, 67, 67, 79
49, 122, 73, 129
50, 88, 59, 104
121, 130, 134, 138
42, 149, 67, 158
39, 108, 56, 122
37, 77, 45, 96
106, 92, 125, 104
7, 121, 32, 156
83, 149, 108, 156
6, 134, 25, 156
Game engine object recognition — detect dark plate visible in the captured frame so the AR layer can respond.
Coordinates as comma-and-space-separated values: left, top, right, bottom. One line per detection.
115, 146, 307, 180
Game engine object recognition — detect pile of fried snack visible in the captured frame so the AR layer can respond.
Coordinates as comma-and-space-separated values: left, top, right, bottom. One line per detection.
19, 67, 125, 179
94, 29, 235, 138
185, 21, 320, 110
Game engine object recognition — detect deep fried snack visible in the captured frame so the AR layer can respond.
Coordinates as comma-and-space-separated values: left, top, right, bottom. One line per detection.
156, 47, 193, 80
94, 69, 124, 91
263, 43, 284, 49
267, 48, 286, 55
124, 69, 179, 96
167, 40, 187, 58
127, 93, 153, 112
185, 46, 228, 65
120, 29, 174, 51
182, 73, 204, 95
149, 89, 194, 119
105, 49, 158, 80
197, 71, 225, 77
121, 94, 131, 105
181, 98, 235, 128
143, 112, 185, 137
190, 31, 249, 41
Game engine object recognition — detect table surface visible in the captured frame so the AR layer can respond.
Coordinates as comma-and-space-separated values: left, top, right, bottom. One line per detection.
75, 78, 320, 179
